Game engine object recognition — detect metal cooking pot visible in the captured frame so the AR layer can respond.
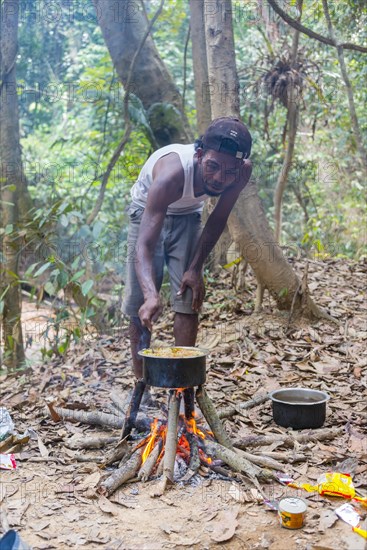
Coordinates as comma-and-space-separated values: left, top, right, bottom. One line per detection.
269, 387, 330, 429
139, 346, 208, 388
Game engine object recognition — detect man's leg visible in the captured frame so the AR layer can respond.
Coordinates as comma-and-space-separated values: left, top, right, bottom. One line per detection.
129, 316, 151, 379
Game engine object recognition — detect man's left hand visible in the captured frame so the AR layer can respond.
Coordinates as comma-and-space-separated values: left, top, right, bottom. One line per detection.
177, 270, 205, 312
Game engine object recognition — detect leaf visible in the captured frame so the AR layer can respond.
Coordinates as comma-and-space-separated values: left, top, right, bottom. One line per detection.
97, 495, 120, 516
81, 279, 93, 296
210, 508, 239, 543
34, 262, 52, 277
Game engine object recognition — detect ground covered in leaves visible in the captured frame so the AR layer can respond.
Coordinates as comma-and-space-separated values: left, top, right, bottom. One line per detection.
1, 258, 366, 549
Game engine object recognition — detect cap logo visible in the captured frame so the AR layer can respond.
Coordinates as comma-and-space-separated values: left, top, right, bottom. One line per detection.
229, 130, 238, 137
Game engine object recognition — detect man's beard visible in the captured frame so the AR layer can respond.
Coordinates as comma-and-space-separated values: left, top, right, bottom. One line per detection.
203, 183, 222, 197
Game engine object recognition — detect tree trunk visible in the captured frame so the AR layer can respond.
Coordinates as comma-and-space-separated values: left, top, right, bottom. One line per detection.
204, 0, 240, 117
93, 0, 193, 146
203, 0, 321, 316
189, 0, 212, 135
274, 0, 302, 243
321, 0, 367, 171
0, 0, 25, 368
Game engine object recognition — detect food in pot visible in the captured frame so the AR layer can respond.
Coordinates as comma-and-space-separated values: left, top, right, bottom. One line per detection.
141, 347, 202, 358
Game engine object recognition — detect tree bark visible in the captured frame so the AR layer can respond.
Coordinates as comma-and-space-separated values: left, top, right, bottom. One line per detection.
274, 0, 302, 242
0, 0, 25, 368
189, 0, 212, 135
204, 0, 240, 117
94, 0, 193, 146
321, 0, 367, 171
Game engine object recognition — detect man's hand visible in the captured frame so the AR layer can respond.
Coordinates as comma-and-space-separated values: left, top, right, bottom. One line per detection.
177, 270, 205, 312
138, 296, 163, 331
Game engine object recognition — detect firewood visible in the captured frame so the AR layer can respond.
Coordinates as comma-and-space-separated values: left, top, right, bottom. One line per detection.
138, 439, 162, 482
98, 448, 143, 497
196, 386, 234, 450
218, 393, 269, 419
48, 403, 123, 429
120, 380, 146, 440
151, 390, 181, 497
255, 451, 306, 463
180, 433, 200, 482
103, 439, 130, 466
66, 435, 119, 450
188, 433, 200, 473
234, 427, 343, 449
163, 390, 181, 483
236, 449, 285, 471
205, 440, 273, 485
183, 388, 195, 419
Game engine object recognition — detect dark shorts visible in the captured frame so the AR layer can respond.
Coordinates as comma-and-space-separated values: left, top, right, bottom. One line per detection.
122, 205, 203, 316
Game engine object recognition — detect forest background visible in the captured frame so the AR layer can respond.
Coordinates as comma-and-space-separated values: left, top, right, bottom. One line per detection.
0, 0, 366, 368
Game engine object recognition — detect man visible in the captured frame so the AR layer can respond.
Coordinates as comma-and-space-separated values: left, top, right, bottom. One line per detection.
122, 117, 252, 382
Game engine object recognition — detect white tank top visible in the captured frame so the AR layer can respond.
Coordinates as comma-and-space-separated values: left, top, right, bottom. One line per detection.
130, 144, 210, 215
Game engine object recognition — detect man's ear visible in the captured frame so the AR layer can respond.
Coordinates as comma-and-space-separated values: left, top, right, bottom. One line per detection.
196, 147, 203, 161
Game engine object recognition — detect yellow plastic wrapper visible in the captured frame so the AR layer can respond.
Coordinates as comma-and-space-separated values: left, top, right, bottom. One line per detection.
317, 472, 355, 498
288, 472, 367, 506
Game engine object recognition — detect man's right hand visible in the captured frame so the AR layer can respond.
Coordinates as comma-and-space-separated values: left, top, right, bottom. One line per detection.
138, 296, 163, 331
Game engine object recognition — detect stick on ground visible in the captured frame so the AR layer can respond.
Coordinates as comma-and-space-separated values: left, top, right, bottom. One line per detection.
196, 385, 234, 450
218, 393, 270, 419
234, 427, 343, 449
98, 448, 143, 497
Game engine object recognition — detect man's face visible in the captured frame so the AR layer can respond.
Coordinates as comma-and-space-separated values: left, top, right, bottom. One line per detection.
199, 149, 243, 197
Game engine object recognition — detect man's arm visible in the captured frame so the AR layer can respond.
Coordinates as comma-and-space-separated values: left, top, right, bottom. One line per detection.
135, 153, 184, 329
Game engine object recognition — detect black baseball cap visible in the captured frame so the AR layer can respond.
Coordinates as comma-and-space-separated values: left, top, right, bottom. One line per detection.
201, 117, 252, 159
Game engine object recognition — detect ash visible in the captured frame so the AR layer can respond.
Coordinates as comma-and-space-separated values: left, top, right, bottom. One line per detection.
174, 456, 188, 481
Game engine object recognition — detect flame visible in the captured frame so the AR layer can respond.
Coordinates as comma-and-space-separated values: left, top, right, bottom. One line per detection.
139, 412, 214, 472
186, 417, 207, 440
141, 418, 159, 464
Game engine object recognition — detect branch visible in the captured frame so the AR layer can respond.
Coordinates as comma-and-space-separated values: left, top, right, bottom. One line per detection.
87, 0, 165, 225
267, 0, 367, 53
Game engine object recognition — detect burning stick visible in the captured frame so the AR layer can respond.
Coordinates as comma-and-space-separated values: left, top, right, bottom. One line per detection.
138, 439, 162, 482
120, 379, 146, 440
98, 447, 143, 497
152, 390, 181, 496
183, 388, 195, 419
196, 386, 234, 450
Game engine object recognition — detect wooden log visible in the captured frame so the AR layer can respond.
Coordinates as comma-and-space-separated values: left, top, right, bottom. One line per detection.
103, 439, 130, 466
234, 427, 343, 450
188, 433, 200, 473
196, 385, 234, 450
218, 393, 269, 419
205, 440, 273, 484
236, 449, 285, 471
138, 440, 162, 482
163, 390, 181, 483
254, 451, 306, 463
183, 388, 195, 419
151, 390, 181, 497
48, 403, 123, 429
120, 380, 146, 440
66, 435, 119, 450
98, 448, 143, 497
